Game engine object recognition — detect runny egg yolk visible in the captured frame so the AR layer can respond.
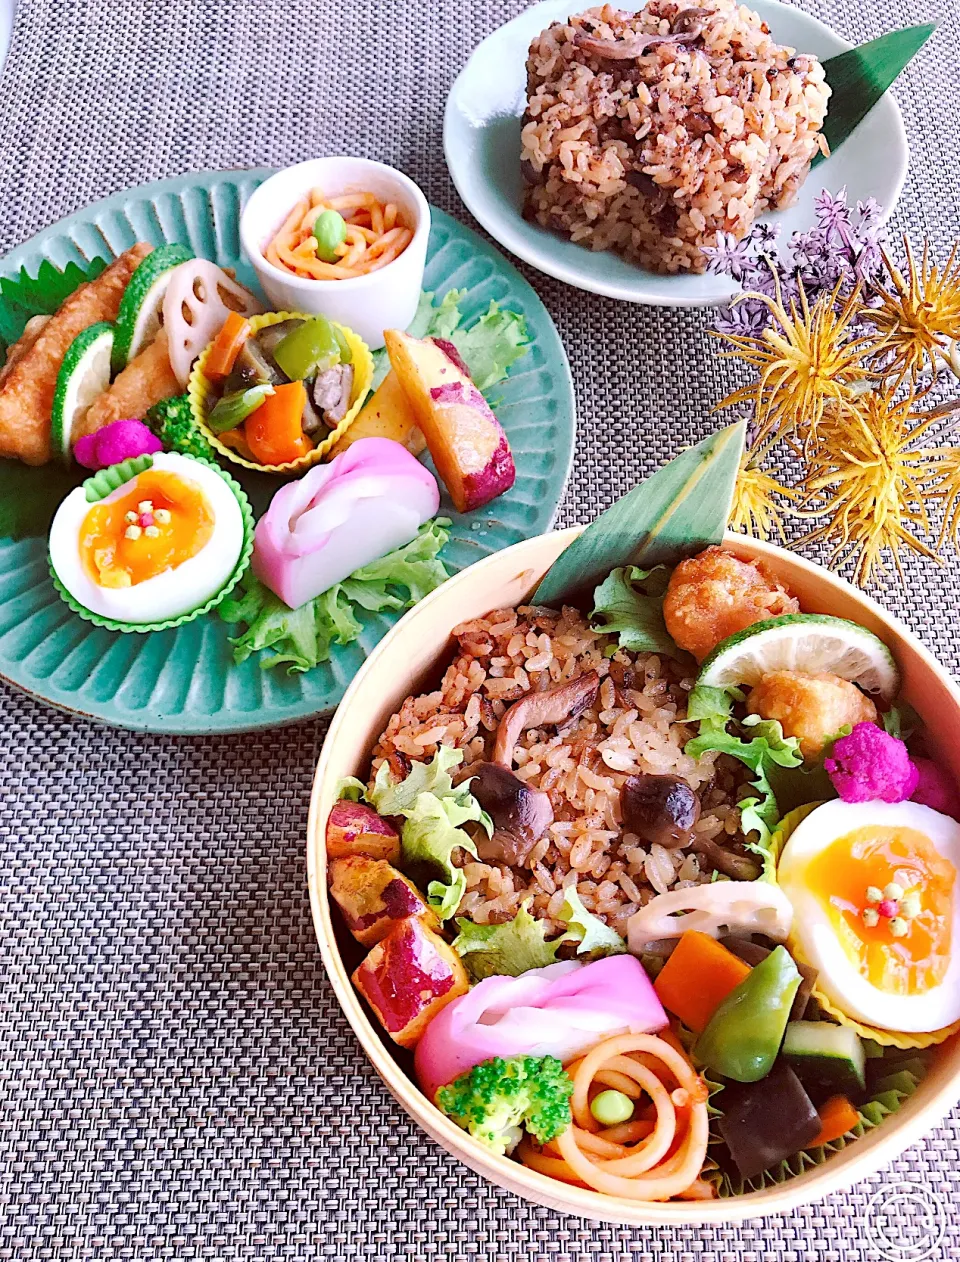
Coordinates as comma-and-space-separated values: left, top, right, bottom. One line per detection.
79, 470, 214, 589
806, 825, 954, 996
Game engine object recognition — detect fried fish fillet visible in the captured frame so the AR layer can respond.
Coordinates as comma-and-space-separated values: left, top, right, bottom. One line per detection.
77, 328, 180, 440
0, 243, 152, 464
0, 315, 51, 389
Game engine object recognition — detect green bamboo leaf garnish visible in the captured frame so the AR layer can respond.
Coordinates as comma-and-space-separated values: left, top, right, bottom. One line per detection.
533, 420, 746, 606
815, 24, 936, 166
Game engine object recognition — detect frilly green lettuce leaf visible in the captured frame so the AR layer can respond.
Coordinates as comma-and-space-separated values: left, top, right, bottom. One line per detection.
400, 792, 484, 921
590, 565, 677, 657
686, 712, 802, 850
686, 684, 738, 724
453, 899, 561, 980
370, 744, 485, 822
409, 288, 464, 341
220, 518, 450, 673
335, 776, 367, 802
450, 300, 530, 391
368, 747, 493, 921
556, 886, 626, 957
452, 885, 625, 980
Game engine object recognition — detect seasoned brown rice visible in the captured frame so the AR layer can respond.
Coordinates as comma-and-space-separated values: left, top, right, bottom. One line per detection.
520, 0, 830, 273
370, 604, 758, 940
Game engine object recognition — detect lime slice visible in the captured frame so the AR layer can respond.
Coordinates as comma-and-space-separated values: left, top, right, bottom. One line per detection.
698, 613, 900, 700
112, 243, 193, 372
51, 322, 115, 461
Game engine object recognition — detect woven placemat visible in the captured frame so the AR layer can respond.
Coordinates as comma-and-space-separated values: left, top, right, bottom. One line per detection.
1, 1, 959, 1258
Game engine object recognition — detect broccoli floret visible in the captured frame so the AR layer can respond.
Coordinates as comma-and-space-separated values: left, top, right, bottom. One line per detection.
144, 394, 216, 461
436, 1055, 573, 1155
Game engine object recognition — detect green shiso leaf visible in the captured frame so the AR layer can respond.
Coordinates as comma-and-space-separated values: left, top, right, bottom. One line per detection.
0, 255, 109, 327
534, 420, 746, 607
0, 459, 85, 541
815, 24, 936, 166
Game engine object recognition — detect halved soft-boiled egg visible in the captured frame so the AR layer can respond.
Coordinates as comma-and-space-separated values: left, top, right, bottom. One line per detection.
50, 452, 245, 624
777, 798, 960, 1033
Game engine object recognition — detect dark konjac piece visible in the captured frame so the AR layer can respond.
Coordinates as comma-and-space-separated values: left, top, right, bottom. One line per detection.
620, 773, 701, 848
717, 1063, 820, 1180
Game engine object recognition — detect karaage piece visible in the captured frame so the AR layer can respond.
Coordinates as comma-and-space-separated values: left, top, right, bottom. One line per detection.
664, 545, 800, 662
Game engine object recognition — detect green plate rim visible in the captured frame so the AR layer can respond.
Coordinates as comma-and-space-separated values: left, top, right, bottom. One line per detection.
0, 168, 575, 734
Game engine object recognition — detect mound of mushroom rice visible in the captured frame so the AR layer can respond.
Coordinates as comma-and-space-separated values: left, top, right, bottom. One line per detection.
520, 0, 830, 274
370, 603, 759, 940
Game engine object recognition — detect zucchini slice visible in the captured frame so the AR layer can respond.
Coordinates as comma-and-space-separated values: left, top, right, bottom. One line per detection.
781, 1020, 867, 1093
51, 322, 115, 461
112, 243, 194, 372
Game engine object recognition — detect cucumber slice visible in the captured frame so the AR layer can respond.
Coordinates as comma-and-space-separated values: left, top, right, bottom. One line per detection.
698, 613, 899, 701
51, 322, 115, 460
112, 243, 193, 372
781, 1020, 866, 1093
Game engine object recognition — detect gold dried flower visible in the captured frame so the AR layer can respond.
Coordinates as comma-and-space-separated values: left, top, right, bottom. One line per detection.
923, 444, 960, 552
730, 455, 798, 541
799, 390, 940, 584
867, 240, 960, 384
716, 280, 872, 449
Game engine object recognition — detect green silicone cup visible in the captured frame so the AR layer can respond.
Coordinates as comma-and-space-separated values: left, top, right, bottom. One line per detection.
49, 455, 255, 634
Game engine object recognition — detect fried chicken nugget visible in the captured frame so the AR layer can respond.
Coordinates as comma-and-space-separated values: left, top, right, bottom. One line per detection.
77, 328, 180, 440
663, 545, 800, 662
0, 243, 152, 464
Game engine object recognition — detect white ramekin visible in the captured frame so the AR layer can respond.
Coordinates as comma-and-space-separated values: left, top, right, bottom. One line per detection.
240, 157, 430, 350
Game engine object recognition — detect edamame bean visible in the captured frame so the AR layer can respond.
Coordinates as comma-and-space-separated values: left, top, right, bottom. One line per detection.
590, 1089, 634, 1126
314, 209, 347, 263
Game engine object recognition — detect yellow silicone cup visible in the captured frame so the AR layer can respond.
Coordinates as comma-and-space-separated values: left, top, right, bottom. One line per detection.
188, 310, 374, 475
765, 804, 960, 1049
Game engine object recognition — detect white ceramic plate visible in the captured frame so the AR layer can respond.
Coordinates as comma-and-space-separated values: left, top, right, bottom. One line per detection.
444, 0, 909, 306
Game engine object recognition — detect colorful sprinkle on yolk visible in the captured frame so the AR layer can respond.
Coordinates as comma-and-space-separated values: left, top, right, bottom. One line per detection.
806, 825, 954, 996
79, 470, 214, 589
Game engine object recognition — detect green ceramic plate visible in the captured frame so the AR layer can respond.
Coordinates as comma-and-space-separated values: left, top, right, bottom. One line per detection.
0, 170, 575, 733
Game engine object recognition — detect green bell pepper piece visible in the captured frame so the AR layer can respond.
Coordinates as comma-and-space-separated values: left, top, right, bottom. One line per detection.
694, 945, 801, 1083
271, 316, 340, 381
206, 384, 274, 435
333, 323, 353, 364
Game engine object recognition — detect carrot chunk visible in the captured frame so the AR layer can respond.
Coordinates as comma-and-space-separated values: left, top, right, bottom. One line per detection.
653, 930, 751, 1033
810, 1095, 860, 1147
204, 312, 251, 381
245, 381, 309, 465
